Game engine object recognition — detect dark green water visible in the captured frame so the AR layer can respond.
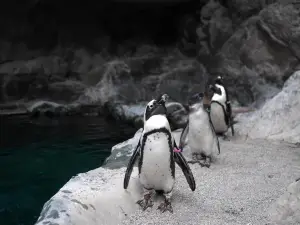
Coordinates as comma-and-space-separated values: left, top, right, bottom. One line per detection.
0, 115, 136, 225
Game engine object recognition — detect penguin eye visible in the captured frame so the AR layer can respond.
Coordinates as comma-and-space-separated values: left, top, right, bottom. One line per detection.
148, 101, 157, 109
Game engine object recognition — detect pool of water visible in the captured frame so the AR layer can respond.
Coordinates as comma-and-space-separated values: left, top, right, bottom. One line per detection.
0, 115, 136, 225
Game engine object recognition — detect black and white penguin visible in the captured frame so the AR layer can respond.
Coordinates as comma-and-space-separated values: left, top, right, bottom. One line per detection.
179, 92, 220, 168
124, 94, 196, 213
209, 75, 234, 137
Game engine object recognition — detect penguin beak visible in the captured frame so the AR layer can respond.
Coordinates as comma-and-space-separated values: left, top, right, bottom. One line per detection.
151, 103, 167, 116
157, 94, 169, 105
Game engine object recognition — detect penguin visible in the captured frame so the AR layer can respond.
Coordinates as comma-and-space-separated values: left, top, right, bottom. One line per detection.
178, 92, 220, 168
209, 75, 234, 137
124, 94, 196, 213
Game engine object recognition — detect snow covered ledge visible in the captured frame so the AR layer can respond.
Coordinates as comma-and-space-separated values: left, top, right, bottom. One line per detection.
35, 167, 143, 225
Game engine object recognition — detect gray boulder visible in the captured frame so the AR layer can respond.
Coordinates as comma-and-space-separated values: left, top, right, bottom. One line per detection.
235, 71, 300, 144
269, 179, 300, 225
103, 128, 143, 169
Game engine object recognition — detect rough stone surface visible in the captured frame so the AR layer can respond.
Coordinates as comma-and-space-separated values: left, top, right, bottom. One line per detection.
36, 132, 300, 225
121, 138, 300, 225
34, 167, 143, 225
199, 1, 300, 107
269, 179, 300, 225
235, 71, 300, 144
103, 128, 143, 169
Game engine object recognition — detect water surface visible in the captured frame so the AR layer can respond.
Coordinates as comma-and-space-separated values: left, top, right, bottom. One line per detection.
0, 115, 136, 225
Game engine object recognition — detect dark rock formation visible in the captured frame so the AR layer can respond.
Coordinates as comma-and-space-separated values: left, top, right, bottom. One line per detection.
0, 0, 300, 120
197, 1, 300, 107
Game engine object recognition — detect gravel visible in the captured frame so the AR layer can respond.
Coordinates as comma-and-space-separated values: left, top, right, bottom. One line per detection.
120, 138, 300, 225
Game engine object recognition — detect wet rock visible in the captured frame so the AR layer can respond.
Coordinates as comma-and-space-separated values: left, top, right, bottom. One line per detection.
26, 101, 70, 118
103, 128, 143, 169
103, 102, 145, 128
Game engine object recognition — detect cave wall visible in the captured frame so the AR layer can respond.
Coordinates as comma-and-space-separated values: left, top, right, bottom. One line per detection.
0, 0, 201, 60
1, 0, 300, 113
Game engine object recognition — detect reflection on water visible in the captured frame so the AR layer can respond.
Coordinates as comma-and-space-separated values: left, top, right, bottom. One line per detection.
0, 115, 136, 225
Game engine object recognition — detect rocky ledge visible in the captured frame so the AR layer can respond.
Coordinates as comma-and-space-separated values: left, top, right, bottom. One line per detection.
34, 70, 300, 225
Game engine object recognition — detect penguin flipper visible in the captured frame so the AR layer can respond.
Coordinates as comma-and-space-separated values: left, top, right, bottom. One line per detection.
174, 151, 196, 191
208, 111, 221, 154
123, 137, 141, 189
226, 101, 235, 136
179, 120, 189, 149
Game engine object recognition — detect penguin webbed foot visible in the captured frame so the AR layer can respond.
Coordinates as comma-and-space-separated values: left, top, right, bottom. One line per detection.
217, 132, 230, 141
136, 192, 154, 211
158, 200, 173, 213
157, 192, 173, 213
188, 153, 211, 168
202, 156, 211, 168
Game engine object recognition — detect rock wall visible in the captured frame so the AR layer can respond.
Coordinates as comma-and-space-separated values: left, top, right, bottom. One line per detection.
198, 1, 300, 107
235, 71, 300, 144
1, 1, 300, 121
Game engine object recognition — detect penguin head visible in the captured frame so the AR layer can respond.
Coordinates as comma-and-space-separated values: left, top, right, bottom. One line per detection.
209, 84, 222, 95
144, 94, 168, 122
215, 75, 224, 85
188, 92, 204, 106
188, 92, 211, 112
156, 93, 169, 105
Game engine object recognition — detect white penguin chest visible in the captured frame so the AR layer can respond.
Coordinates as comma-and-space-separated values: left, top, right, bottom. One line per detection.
188, 109, 214, 153
142, 132, 172, 170
211, 84, 227, 108
139, 115, 174, 190
210, 102, 228, 132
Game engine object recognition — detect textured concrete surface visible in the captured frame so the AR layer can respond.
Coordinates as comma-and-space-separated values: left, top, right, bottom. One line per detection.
121, 138, 300, 225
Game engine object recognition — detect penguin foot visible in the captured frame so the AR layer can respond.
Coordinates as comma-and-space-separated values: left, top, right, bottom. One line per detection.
201, 162, 211, 168
157, 200, 173, 213
188, 160, 207, 167
136, 193, 154, 211
202, 157, 211, 168
187, 160, 200, 164
222, 135, 231, 141
188, 158, 211, 168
